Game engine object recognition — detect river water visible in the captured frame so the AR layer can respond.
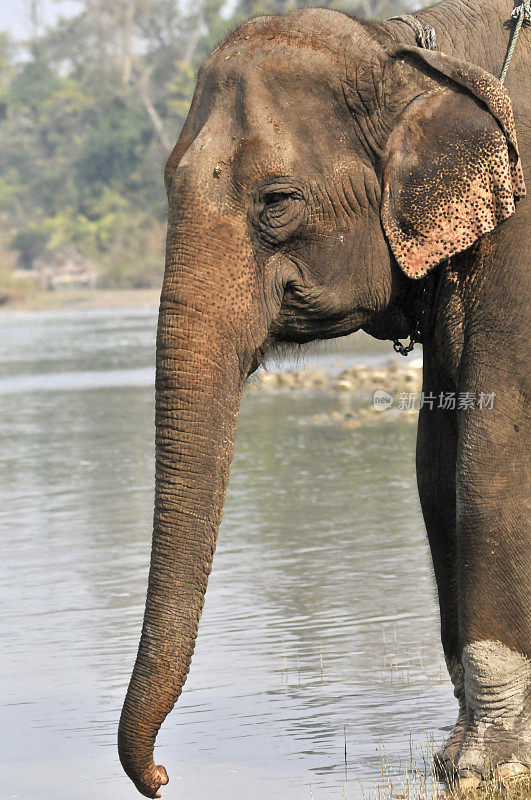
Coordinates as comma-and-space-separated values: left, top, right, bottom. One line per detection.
0, 308, 455, 800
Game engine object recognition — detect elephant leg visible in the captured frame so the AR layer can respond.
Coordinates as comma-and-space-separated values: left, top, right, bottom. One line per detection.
416, 354, 464, 781
453, 377, 531, 789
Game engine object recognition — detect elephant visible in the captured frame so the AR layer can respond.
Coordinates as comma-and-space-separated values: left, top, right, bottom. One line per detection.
118, 0, 531, 796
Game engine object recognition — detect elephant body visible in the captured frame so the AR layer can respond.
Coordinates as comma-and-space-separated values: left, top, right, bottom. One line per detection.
118, 1, 531, 795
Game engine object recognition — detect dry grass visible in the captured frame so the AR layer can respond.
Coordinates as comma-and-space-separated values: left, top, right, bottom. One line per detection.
365, 763, 531, 800
363, 772, 531, 800
446, 776, 531, 800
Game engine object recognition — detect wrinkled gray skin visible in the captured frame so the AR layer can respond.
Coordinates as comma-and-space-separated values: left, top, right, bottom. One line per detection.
118, 1, 531, 796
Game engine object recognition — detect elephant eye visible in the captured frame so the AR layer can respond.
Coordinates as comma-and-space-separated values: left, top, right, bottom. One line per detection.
262, 191, 291, 207
255, 185, 306, 244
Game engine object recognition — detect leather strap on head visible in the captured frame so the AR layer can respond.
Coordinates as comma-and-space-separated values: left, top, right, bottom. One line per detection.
388, 14, 437, 50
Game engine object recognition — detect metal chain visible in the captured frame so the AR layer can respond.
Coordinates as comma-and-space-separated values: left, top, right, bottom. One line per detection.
393, 283, 428, 357
500, 2, 531, 84
393, 336, 417, 357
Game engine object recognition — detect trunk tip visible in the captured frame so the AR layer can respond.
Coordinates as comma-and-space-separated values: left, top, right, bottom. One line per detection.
118, 725, 169, 798
131, 764, 169, 798
118, 704, 170, 795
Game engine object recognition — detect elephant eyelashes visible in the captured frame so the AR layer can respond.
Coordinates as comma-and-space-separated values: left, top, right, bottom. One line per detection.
257, 187, 306, 243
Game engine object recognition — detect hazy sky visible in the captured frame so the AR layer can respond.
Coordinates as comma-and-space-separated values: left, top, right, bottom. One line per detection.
0, 1, 78, 40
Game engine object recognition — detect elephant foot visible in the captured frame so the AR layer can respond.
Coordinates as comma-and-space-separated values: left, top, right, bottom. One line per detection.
434, 658, 467, 782
452, 641, 531, 788
453, 768, 481, 791
433, 711, 467, 782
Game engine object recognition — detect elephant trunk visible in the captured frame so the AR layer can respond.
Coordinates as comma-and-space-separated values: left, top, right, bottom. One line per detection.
118, 271, 247, 797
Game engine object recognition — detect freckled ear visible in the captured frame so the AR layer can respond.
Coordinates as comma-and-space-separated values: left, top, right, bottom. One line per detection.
380, 47, 526, 279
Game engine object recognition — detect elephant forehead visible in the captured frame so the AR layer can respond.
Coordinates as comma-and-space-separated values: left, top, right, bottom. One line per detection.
171, 107, 295, 187
213, 8, 376, 68
168, 16, 382, 194
195, 64, 363, 180
204, 9, 379, 103
174, 97, 367, 198
209, 39, 342, 88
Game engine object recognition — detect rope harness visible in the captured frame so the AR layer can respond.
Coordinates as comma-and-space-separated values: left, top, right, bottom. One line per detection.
387, 4, 529, 356
500, 2, 531, 83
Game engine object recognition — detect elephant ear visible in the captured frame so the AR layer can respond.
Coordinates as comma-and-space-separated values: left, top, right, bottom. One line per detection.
381, 45, 526, 279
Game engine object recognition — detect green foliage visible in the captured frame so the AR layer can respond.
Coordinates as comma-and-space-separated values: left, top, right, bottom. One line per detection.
166, 62, 197, 120
10, 57, 61, 115
72, 97, 152, 194
45, 190, 130, 256
0, 0, 419, 288
96, 217, 166, 288
10, 222, 49, 268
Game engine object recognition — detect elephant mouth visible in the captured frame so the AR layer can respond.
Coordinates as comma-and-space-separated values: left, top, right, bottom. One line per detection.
271, 288, 368, 343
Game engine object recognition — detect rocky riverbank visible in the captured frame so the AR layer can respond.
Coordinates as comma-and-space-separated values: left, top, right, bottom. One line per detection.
247, 358, 423, 427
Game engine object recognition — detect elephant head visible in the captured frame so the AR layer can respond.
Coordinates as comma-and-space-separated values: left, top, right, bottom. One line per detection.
118, 9, 524, 796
